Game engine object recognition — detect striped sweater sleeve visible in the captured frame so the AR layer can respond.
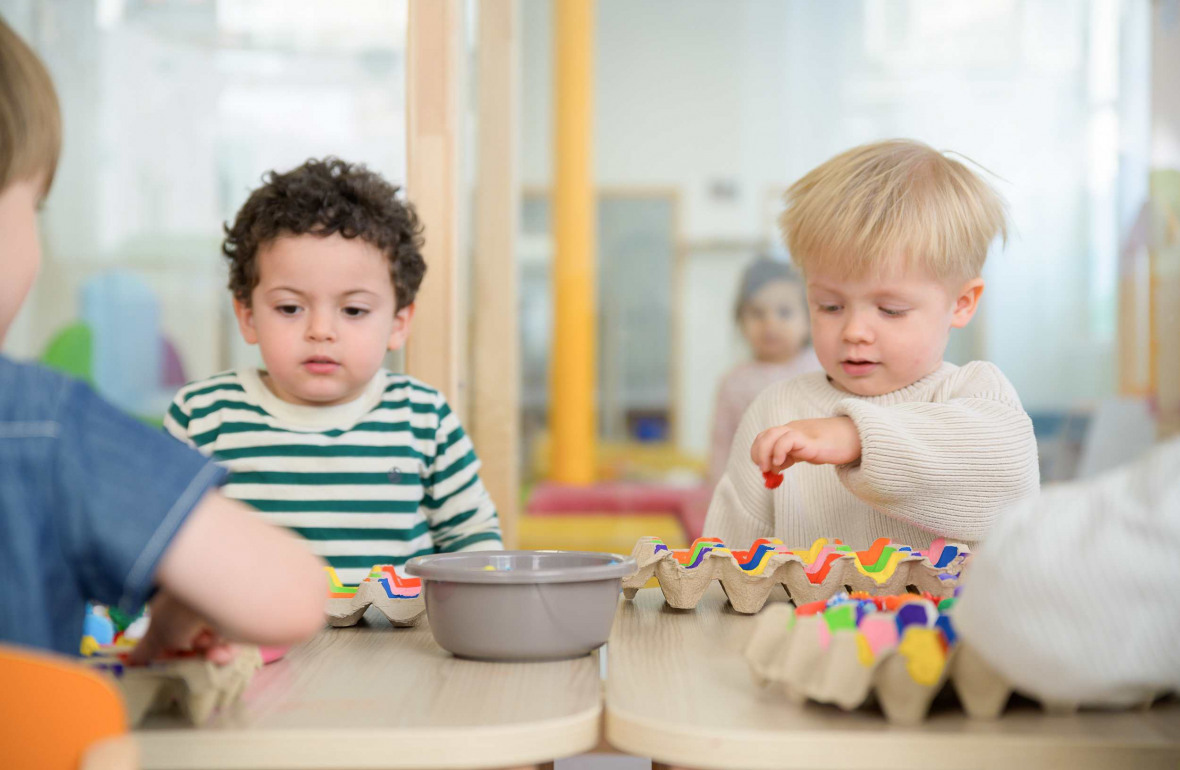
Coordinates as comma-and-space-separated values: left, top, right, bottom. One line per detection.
163, 389, 200, 449
422, 396, 503, 552
954, 438, 1180, 705
833, 361, 1039, 541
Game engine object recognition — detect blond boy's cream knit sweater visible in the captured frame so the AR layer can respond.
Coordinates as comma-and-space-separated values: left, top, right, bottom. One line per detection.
703, 361, 1040, 549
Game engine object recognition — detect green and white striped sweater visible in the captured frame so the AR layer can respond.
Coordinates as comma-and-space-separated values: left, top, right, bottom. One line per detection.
163, 368, 502, 584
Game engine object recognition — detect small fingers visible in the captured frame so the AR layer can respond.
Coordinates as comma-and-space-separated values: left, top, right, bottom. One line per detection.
770, 431, 802, 469
750, 426, 791, 470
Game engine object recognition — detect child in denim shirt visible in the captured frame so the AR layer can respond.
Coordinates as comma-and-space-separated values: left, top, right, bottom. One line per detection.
0, 18, 324, 661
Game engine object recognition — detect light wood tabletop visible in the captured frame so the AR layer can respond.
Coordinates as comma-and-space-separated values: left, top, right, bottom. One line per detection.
605, 585, 1180, 770
135, 608, 602, 770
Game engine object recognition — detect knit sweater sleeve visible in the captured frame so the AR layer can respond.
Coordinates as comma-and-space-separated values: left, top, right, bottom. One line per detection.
953, 438, 1180, 706
702, 387, 777, 544
833, 361, 1039, 541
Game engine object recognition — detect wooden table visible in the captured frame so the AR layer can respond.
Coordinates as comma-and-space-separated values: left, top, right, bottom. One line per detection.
605, 585, 1180, 770
135, 608, 602, 770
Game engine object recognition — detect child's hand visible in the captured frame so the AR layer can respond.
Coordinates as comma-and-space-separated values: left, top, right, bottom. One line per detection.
129, 591, 236, 666
751, 417, 862, 473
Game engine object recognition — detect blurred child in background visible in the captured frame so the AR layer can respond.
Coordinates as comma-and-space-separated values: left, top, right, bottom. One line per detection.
709, 257, 820, 487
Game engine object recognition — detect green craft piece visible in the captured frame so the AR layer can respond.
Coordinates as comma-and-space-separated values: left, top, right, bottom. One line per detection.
823, 602, 858, 632
107, 605, 142, 633
861, 546, 897, 573
41, 322, 93, 382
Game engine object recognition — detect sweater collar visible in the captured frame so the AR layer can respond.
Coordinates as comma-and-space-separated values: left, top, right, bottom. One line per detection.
236, 368, 388, 431
801, 361, 960, 409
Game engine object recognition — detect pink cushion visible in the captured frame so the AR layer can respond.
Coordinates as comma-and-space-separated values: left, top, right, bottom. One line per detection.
526, 482, 712, 540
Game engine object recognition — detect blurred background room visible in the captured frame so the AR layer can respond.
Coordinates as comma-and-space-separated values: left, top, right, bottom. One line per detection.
3, 0, 1179, 556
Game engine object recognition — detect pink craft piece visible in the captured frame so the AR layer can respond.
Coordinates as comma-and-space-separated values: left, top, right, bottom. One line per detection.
816, 620, 832, 651
921, 537, 946, 565
259, 645, 289, 664
858, 615, 898, 657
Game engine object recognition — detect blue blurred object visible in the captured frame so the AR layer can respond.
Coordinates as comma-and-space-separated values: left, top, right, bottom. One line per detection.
82, 271, 162, 416
1028, 409, 1091, 483
633, 416, 667, 442
82, 604, 115, 647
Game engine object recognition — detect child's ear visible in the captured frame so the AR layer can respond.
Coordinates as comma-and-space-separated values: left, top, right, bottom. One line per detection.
950, 278, 985, 328
388, 303, 415, 351
232, 297, 260, 345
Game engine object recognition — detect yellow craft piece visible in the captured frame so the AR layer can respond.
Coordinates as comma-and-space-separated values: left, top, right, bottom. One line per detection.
736, 543, 782, 576
324, 565, 347, 590
482, 565, 497, 571
855, 549, 910, 583
898, 628, 946, 686
79, 636, 100, 657
855, 632, 874, 667
795, 538, 829, 565
743, 555, 773, 576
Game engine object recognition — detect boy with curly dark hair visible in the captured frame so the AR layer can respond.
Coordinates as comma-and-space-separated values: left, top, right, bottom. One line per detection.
164, 158, 501, 582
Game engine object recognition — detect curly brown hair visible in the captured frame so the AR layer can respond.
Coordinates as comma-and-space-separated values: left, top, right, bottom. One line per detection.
223, 157, 426, 309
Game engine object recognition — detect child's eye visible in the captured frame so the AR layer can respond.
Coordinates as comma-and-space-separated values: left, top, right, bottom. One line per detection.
817, 304, 842, 313
880, 307, 908, 318
343, 307, 370, 318
776, 308, 793, 320
276, 304, 302, 316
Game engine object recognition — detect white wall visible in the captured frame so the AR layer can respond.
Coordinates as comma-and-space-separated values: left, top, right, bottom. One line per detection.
1154, 0, 1180, 168
3, 0, 407, 401
522, 0, 1143, 456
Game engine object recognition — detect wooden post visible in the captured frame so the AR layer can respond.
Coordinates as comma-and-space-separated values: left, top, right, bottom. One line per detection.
406, 0, 464, 412
471, 0, 522, 547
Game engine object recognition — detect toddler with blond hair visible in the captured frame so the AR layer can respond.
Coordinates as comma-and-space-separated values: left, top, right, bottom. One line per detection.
704, 139, 1039, 549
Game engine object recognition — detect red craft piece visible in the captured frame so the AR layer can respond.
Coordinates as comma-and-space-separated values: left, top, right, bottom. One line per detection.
762, 470, 784, 489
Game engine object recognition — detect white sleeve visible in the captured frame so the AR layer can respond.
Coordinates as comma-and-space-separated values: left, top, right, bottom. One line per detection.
835, 361, 1039, 541
953, 438, 1180, 706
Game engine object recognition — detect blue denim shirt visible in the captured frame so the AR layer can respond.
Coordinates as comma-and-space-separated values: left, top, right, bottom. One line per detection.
0, 356, 226, 656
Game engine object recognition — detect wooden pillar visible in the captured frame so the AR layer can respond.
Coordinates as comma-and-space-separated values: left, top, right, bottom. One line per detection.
549, 0, 597, 484
406, 0, 464, 412
471, 0, 522, 547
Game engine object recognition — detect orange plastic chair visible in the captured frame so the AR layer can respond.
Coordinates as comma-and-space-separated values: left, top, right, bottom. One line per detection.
0, 644, 136, 770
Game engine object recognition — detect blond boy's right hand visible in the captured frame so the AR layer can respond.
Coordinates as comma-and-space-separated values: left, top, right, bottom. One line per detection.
751, 417, 862, 474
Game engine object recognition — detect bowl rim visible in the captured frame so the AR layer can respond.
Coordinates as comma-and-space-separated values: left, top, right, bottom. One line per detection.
404, 549, 637, 584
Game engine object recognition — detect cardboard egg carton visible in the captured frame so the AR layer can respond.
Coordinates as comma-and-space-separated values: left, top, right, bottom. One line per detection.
622, 537, 968, 613
85, 646, 262, 726
324, 565, 426, 627
744, 595, 1170, 725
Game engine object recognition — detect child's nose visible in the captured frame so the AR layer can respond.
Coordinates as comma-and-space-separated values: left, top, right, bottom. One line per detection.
306, 310, 337, 342
841, 311, 873, 343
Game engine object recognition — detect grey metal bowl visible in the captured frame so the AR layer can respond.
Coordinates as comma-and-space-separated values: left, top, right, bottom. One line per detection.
404, 550, 636, 661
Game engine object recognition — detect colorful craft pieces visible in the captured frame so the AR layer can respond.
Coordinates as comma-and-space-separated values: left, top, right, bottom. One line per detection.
83, 646, 263, 726
623, 536, 969, 613
744, 592, 1169, 724
324, 564, 426, 627
745, 591, 972, 724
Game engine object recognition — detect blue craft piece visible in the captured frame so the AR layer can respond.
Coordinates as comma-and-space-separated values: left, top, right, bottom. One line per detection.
82, 604, 115, 646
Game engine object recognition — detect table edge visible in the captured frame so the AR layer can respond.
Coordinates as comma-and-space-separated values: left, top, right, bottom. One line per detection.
137, 704, 602, 770
604, 706, 1180, 769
